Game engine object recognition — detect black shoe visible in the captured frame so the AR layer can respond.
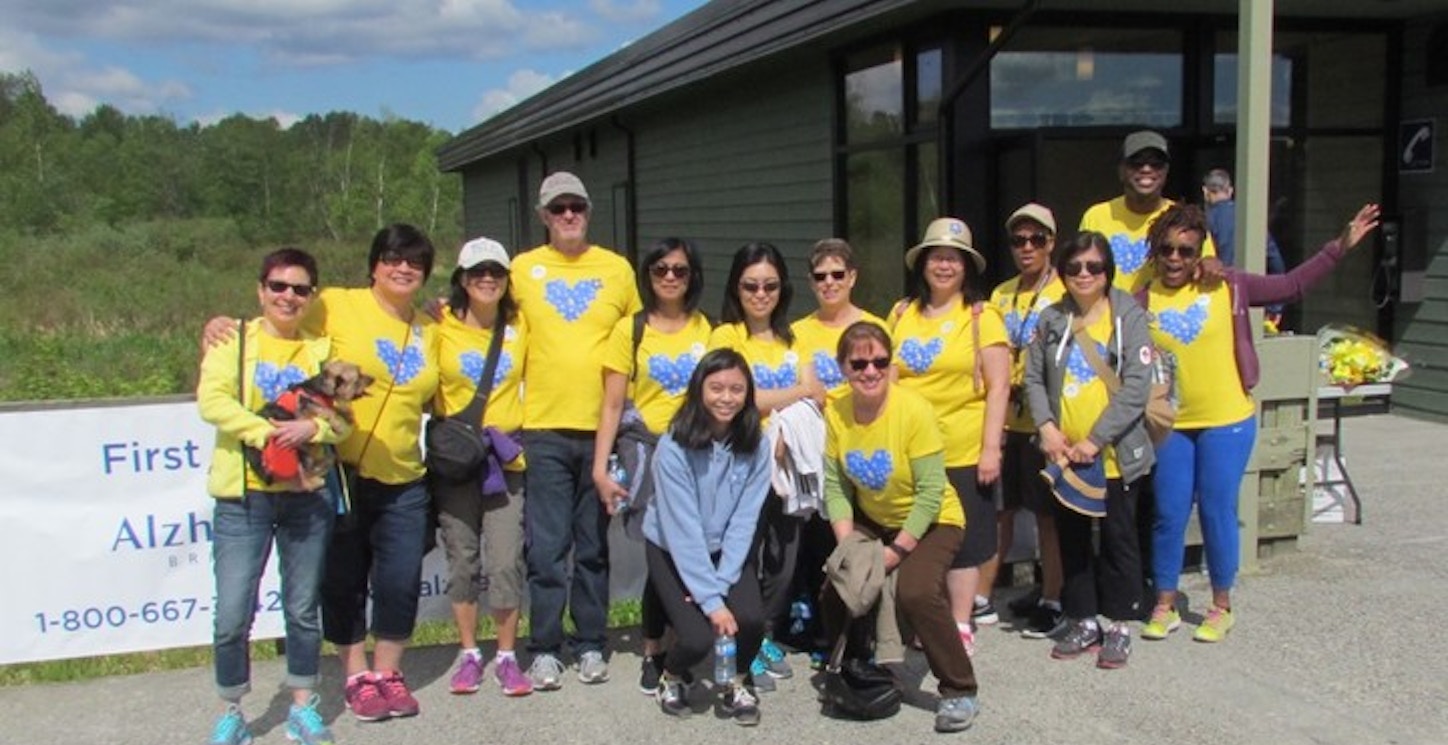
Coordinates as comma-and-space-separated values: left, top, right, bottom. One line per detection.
724, 684, 760, 727
1021, 603, 1066, 639
639, 654, 664, 696
1007, 586, 1042, 616
656, 674, 690, 718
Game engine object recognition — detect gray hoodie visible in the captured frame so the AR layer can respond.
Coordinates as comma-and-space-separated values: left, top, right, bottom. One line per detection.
1023, 286, 1156, 485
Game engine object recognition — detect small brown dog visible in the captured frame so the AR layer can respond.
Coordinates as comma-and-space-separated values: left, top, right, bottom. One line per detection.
247, 361, 373, 490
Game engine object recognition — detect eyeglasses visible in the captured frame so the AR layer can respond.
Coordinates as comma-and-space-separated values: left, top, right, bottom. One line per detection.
1126, 156, 1168, 171
263, 280, 316, 297
1063, 260, 1108, 277
847, 356, 891, 372
650, 263, 691, 279
464, 264, 509, 280
546, 201, 589, 216
379, 253, 427, 271
740, 280, 781, 295
1156, 243, 1199, 260
1009, 233, 1050, 250
811, 269, 848, 283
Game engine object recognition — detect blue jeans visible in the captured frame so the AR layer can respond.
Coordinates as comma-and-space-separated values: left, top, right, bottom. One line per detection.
1152, 415, 1258, 593
523, 430, 610, 655
321, 477, 430, 644
212, 491, 333, 700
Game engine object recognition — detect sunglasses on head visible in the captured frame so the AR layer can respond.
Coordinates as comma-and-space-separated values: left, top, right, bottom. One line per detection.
546, 201, 589, 216
740, 280, 781, 295
1009, 232, 1050, 250
1156, 243, 1199, 260
650, 263, 691, 279
379, 253, 427, 271
264, 280, 315, 297
1064, 260, 1108, 277
811, 269, 848, 283
464, 264, 509, 280
847, 356, 891, 372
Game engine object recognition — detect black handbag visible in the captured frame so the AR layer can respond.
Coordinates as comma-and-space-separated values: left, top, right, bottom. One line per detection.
425, 312, 506, 482
820, 619, 902, 720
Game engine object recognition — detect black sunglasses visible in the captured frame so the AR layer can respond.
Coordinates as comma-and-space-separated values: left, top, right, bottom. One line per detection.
264, 280, 315, 297
1009, 233, 1050, 250
1064, 260, 1108, 277
1156, 243, 1199, 260
1127, 156, 1168, 171
740, 280, 781, 295
811, 269, 848, 283
379, 253, 427, 271
650, 263, 691, 279
546, 201, 589, 216
464, 264, 509, 280
847, 356, 891, 372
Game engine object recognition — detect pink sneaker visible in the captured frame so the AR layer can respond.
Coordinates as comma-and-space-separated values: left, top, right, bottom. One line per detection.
495, 656, 534, 697
450, 652, 484, 694
344, 673, 390, 722
376, 670, 420, 718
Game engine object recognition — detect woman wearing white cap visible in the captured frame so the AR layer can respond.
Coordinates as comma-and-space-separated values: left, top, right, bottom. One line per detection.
890, 217, 1010, 657
431, 237, 533, 698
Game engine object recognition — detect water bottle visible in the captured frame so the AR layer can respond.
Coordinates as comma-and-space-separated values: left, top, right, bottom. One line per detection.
713, 634, 736, 685
607, 453, 629, 513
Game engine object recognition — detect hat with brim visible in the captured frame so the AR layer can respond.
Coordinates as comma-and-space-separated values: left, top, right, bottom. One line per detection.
1040, 458, 1107, 518
457, 236, 511, 270
904, 217, 986, 273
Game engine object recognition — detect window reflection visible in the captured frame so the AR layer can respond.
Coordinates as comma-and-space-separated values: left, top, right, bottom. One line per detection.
845, 47, 903, 143
847, 150, 905, 315
991, 27, 1182, 128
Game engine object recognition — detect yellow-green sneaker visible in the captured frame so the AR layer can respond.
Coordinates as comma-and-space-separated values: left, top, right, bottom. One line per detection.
1141, 606, 1181, 640
1193, 606, 1235, 643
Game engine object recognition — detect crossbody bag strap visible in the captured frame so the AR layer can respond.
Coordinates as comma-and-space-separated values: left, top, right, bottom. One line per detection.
237, 317, 248, 480
455, 312, 507, 425
970, 301, 984, 394
629, 310, 647, 383
1071, 320, 1122, 395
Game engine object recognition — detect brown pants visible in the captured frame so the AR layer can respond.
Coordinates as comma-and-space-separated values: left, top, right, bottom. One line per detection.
822, 517, 977, 698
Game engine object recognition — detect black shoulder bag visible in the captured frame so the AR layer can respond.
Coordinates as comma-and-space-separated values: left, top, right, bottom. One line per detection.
425, 313, 507, 482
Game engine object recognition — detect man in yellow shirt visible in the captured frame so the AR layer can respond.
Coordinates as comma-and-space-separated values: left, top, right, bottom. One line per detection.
512, 172, 643, 690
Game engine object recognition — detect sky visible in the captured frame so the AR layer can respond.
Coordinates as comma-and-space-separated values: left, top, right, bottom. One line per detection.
0, 0, 709, 134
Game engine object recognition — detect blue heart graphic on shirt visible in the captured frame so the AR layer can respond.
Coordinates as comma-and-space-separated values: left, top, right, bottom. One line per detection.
459, 350, 513, 388
647, 352, 698, 395
1156, 298, 1210, 346
1064, 341, 1109, 384
377, 331, 426, 385
898, 337, 944, 375
254, 362, 308, 403
845, 449, 893, 490
752, 361, 798, 390
1005, 308, 1046, 347
1111, 234, 1150, 275
544, 278, 603, 322
812, 351, 844, 389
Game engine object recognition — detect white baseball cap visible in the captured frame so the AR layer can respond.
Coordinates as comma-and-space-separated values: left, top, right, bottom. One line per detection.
457, 237, 510, 270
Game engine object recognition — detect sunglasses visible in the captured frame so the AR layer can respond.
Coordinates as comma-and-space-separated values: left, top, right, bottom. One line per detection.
740, 280, 781, 295
847, 356, 891, 372
1156, 243, 1199, 260
1009, 233, 1050, 250
464, 264, 509, 280
1127, 156, 1168, 171
811, 269, 848, 283
1064, 260, 1108, 277
545, 201, 589, 216
263, 280, 315, 297
379, 253, 427, 271
650, 263, 691, 279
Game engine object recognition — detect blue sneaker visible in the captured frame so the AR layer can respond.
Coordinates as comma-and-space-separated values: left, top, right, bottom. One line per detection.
747, 656, 776, 692
286, 694, 335, 745
758, 637, 794, 679
210, 705, 253, 745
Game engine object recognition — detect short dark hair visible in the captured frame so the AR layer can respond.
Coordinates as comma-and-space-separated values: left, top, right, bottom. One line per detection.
639, 237, 705, 314
835, 321, 892, 368
906, 246, 984, 310
667, 348, 762, 452
367, 223, 436, 281
447, 264, 518, 326
1054, 231, 1117, 287
720, 241, 795, 345
1146, 203, 1209, 257
259, 247, 318, 287
810, 238, 857, 270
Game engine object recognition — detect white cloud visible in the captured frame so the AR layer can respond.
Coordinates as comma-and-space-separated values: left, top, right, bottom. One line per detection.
194, 108, 304, 128
588, 0, 662, 23
470, 67, 559, 123
0, 27, 191, 118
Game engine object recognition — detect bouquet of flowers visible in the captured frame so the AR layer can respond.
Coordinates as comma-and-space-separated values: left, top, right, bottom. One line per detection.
1317, 324, 1409, 386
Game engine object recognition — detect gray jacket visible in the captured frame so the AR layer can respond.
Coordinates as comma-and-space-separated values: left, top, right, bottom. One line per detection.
1023, 287, 1156, 485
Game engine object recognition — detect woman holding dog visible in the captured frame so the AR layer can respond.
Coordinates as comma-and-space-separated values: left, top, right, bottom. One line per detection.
432, 237, 533, 697
1140, 203, 1380, 644
197, 247, 347, 745
821, 321, 978, 733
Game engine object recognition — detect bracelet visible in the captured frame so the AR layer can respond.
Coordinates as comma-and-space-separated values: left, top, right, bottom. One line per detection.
887, 542, 911, 560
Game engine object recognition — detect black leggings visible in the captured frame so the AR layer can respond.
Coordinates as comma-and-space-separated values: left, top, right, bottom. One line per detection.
1054, 478, 1144, 622
645, 542, 764, 680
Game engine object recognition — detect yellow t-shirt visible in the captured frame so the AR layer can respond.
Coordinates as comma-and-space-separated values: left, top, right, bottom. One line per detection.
433, 309, 528, 471
707, 323, 800, 391
791, 311, 889, 401
511, 244, 642, 430
1079, 196, 1217, 292
1058, 311, 1121, 478
1146, 282, 1256, 429
247, 334, 315, 491
825, 385, 965, 529
602, 312, 713, 435
990, 275, 1067, 433
304, 287, 439, 484
889, 301, 1009, 467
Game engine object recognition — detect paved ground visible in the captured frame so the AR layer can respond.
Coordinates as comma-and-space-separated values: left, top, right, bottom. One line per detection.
5, 413, 1446, 745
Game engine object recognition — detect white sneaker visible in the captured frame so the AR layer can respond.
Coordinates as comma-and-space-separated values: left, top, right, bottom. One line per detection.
577, 650, 609, 684
528, 653, 565, 691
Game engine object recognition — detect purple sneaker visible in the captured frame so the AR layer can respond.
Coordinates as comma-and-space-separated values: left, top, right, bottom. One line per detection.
450, 652, 484, 695
495, 656, 534, 697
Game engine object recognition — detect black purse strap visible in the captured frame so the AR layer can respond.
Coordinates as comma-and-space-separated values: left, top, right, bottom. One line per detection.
455, 312, 507, 425
237, 317, 248, 479
628, 310, 647, 382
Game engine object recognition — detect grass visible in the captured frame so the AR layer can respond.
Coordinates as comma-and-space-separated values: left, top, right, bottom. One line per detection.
0, 600, 643, 686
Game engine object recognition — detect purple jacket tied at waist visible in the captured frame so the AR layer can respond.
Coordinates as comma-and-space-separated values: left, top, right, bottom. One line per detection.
481, 427, 523, 495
